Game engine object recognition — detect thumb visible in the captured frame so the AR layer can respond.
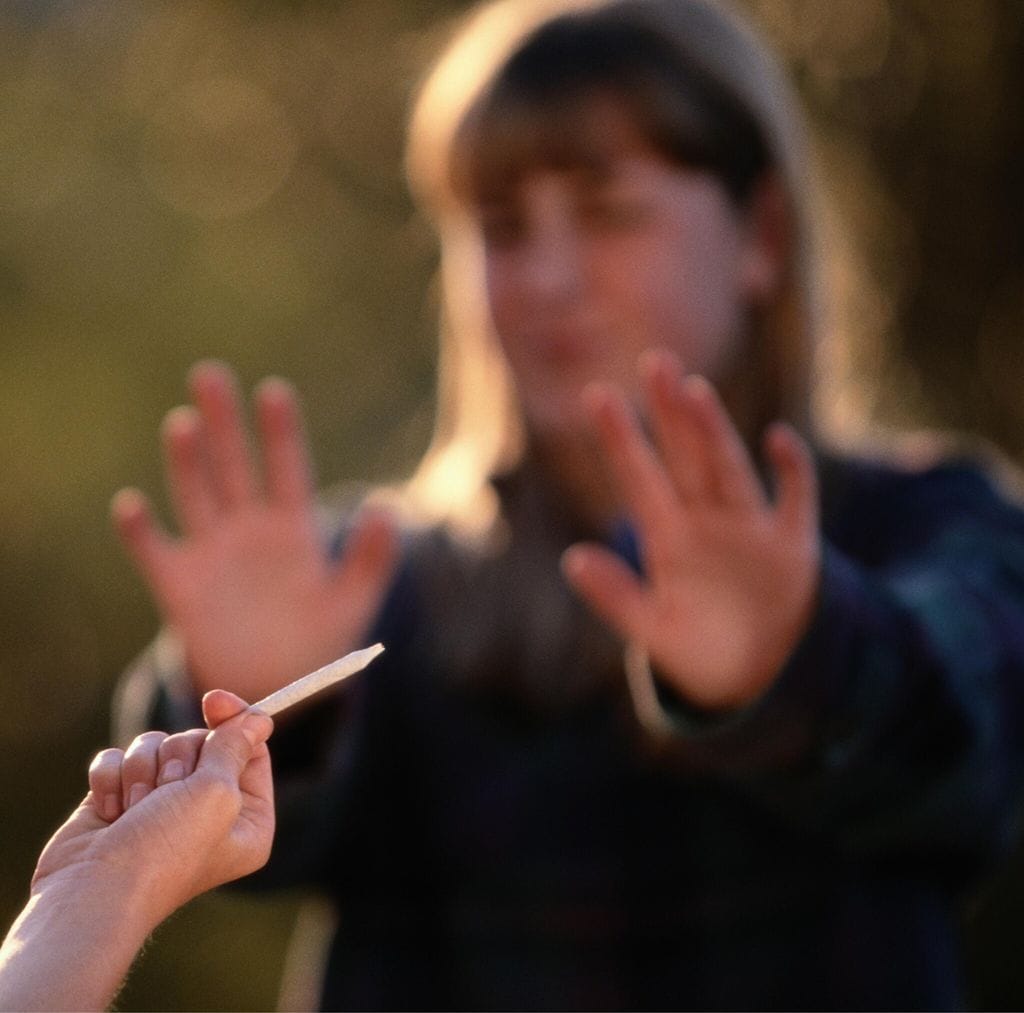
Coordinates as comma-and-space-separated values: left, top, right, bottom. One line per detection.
197, 709, 274, 782
202, 688, 250, 729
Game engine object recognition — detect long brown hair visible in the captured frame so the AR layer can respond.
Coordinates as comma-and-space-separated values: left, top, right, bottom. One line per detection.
403, 0, 823, 532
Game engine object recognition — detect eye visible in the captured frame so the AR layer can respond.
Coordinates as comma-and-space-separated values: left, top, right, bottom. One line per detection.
478, 205, 526, 248
577, 189, 652, 231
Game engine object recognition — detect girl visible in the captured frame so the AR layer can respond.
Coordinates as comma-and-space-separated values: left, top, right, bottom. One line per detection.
113, 1, 1024, 1007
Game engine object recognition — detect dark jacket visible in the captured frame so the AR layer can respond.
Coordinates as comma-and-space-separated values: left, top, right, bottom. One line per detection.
118, 451, 1024, 1010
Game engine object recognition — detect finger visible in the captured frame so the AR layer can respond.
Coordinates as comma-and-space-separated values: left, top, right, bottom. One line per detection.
202, 691, 273, 798
88, 748, 127, 822
765, 423, 818, 535
162, 405, 218, 535
585, 383, 679, 551
156, 728, 209, 785
682, 376, 765, 510
111, 488, 176, 600
329, 505, 400, 608
640, 349, 708, 504
188, 360, 257, 510
562, 543, 651, 646
198, 709, 274, 785
202, 689, 252, 729
236, 721, 275, 810
121, 730, 167, 809
255, 377, 314, 510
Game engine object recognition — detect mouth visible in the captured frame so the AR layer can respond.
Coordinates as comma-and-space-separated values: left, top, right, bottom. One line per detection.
533, 327, 596, 366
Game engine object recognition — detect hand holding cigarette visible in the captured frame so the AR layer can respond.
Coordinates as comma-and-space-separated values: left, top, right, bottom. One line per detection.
0, 693, 276, 1013
252, 643, 385, 716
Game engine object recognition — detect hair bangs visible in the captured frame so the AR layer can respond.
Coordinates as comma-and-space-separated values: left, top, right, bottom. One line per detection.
448, 10, 770, 208
451, 91, 634, 204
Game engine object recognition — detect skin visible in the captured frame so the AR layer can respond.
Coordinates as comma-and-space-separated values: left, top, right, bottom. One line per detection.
478, 113, 818, 708
0, 692, 274, 1012
111, 103, 817, 715
562, 351, 819, 709
112, 368, 400, 700
479, 106, 783, 444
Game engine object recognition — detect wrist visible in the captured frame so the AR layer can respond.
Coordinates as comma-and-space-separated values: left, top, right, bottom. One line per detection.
2, 864, 160, 1012
31, 857, 166, 939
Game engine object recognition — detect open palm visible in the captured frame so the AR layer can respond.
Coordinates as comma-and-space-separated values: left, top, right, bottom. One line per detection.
113, 362, 398, 700
563, 351, 820, 711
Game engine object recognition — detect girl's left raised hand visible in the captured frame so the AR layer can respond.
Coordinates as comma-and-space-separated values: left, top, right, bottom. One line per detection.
562, 350, 820, 711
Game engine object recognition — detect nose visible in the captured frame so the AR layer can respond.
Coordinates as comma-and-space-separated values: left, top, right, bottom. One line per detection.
518, 194, 586, 308
527, 227, 584, 306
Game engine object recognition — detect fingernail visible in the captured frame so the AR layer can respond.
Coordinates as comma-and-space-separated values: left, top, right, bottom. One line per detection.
103, 793, 121, 821
684, 375, 713, 400
240, 711, 273, 746
160, 759, 185, 784
639, 348, 667, 380
561, 546, 586, 578
127, 783, 150, 807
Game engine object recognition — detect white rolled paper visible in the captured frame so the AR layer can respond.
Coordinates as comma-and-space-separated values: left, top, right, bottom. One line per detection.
252, 643, 385, 716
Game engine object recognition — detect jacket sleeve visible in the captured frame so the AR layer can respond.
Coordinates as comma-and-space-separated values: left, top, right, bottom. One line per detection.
637, 461, 1024, 872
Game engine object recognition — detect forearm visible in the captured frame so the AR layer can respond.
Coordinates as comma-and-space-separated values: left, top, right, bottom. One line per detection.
0, 865, 162, 1012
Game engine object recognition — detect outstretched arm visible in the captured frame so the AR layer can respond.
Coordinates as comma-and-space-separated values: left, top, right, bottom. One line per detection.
0, 692, 273, 1012
565, 350, 1024, 866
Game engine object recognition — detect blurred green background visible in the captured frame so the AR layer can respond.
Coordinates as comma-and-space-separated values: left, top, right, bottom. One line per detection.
1, 1, 1022, 1009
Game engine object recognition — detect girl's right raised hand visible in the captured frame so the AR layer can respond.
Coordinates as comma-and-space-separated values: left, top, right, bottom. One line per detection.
112, 361, 399, 700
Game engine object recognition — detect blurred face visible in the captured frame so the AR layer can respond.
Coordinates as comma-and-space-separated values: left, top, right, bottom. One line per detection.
476, 111, 778, 440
